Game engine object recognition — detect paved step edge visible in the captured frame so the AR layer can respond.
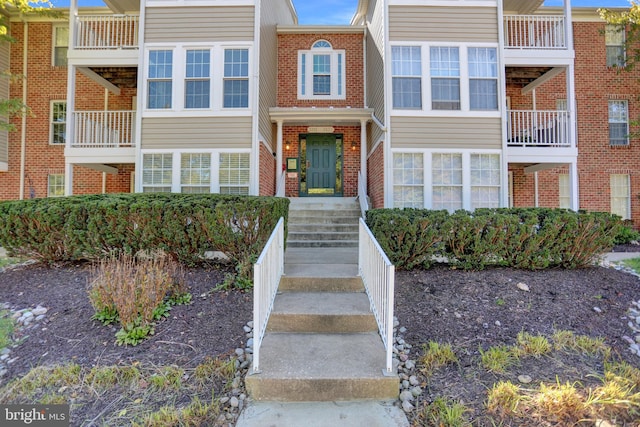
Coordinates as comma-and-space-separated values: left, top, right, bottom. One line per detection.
279, 276, 364, 292
287, 240, 359, 248
267, 313, 377, 333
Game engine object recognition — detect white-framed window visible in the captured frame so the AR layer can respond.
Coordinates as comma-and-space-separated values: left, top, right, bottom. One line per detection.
392, 46, 422, 109
609, 100, 629, 146
298, 40, 346, 100
223, 49, 249, 108
430, 47, 460, 110
53, 26, 68, 67
141, 150, 251, 194
185, 49, 211, 109
181, 153, 211, 193
392, 150, 501, 211
145, 44, 252, 114
611, 174, 630, 220
606, 24, 625, 67
468, 47, 498, 111
47, 174, 65, 197
50, 101, 66, 145
470, 153, 500, 208
432, 153, 463, 211
148, 49, 173, 109
219, 153, 250, 195
393, 153, 424, 208
559, 174, 570, 209
142, 153, 173, 192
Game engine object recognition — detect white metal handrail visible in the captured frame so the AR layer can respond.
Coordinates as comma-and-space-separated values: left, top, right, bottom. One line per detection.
358, 170, 369, 219
276, 171, 286, 197
72, 111, 136, 148
358, 218, 395, 374
75, 15, 139, 49
504, 15, 566, 49
252, 217, 285, 374
507, 110, 571, 147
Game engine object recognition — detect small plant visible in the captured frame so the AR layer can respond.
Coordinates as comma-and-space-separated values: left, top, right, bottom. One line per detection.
513, 331, 551, 358
552, 330, 611, 357
417, 397, 470, 427
622, 257, 640, 274
613, 220, 640, 245
0, 310, 15, 349
495, 298, 506, 306
420, 341, 458, 376
532, 381, 586, 422
479, 345, 516, 374
193, 356, 236, 385
486, 381, 522, 416
149, 366, 184, 390
88, 253, 190, 346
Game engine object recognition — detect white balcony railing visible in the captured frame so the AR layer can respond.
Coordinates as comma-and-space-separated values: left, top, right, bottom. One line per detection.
72, 111, 136, 148
504, 15, 566, 49
75, 15, 139, 49
507, 110, 571, 148
252, 217, 285, 374
359, 218, 395, 374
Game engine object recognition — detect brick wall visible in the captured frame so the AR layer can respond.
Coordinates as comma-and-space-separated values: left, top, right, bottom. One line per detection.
367, 142, 384, 208
259, 141, 276, 196
0, 21, 134, 200
277, 32, 364, 108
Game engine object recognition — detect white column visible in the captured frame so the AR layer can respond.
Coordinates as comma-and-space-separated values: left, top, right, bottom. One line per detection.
275, 120, 283, 196
570, 161, 579, 211
65, 162, 73, 196
360, 119, 367, 192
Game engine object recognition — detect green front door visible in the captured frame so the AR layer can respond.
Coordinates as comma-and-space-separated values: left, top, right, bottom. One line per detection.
301, 134, 342, 196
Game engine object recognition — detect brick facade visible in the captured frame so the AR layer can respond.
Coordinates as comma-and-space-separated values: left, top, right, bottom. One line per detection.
367, 141, 384, 209
259, 141, 276, 196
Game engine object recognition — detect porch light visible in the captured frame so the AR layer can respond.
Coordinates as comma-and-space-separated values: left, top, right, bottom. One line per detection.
351, 141, 357, 151
285, 142, 290, 150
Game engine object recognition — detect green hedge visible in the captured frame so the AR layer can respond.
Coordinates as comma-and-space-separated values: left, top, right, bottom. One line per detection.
0, 193, 289, 281
366, 208, 622, 270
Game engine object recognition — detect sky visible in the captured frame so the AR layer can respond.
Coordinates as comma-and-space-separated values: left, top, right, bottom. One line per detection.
53, 0, 633, 25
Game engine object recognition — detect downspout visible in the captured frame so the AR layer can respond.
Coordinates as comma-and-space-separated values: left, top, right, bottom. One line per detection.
102, 89, 108, 193
19, 21, 27, 200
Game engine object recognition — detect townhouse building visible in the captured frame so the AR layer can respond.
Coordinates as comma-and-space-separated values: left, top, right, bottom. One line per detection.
0, 0, 638, 227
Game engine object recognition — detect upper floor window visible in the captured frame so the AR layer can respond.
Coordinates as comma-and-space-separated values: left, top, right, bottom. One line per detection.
185, 49, 211, 109
298, 40, 345, 100
223, 49, 249, 108
53, 26, 68, 67
430, 47, 460, 110
148, 50, 173, 109
50, 101, 66, 145
468, 48, 498, 111
606, 24, 625, 67
609, 100, 629, 146
392, 46, 422, 109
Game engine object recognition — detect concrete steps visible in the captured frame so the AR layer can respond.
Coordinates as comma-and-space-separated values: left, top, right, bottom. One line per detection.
287, 198, 360, 248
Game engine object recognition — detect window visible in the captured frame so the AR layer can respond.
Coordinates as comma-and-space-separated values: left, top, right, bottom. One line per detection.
223, 49, 249, 108
48, 174, 64, 197
609, 100, 629, 146
606, 24, 625, 67
298, 41, 345, 100
432, 153, 463, 211
50, 101, 66, 145
142, 153, 173, 192
53, 26, 68, 67
181, 153, 211, 193
148, 50, 173, 109
392, 46, 422, 109
219, 153, 250, 195
430, 47, 460, 110
470, 154, 500, 208
185, 49, 210, 109
393, 153, 424, 208
468, 48, 498, 111
559, 174, 570, 209
611, 174, 630, 219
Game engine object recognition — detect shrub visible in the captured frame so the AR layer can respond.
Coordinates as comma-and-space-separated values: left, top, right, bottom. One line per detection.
0, 194, 289, 285
613, 219, 640, 245
88, 253, 189, 346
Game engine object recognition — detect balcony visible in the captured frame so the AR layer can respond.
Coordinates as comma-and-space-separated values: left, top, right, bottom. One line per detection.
65, 111, 136, 163
507, 110, 571, 147
68, 15, 139, 67
503, 15, 572, 66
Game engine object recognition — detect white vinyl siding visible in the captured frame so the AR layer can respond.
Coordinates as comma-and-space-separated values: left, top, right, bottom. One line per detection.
393, 153, 424, 208
609, 100, 629, 146
611, 174, 630, 220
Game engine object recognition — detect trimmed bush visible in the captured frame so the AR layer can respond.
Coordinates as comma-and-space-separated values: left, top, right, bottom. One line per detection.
0, 193, 289, 284
366, 208, 622, 270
